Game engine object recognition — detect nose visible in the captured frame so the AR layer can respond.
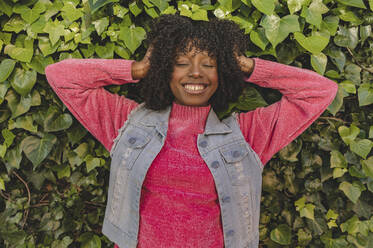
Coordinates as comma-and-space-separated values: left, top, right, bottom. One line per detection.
189, 64, 202, 78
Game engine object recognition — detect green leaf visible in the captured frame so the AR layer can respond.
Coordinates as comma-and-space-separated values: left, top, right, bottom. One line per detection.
95, 42, 115, 59
321, 232, 349, 247
362, 156, 373, 178
119, 26, 146, 54
334, 26, 359, 49
0, 178, 5, 190
52, 163, 71, 179
3, 16, 26, 33
8, 115, 38, 132
340, 215, 361, 235
301, 0, 329, 27
339, 181, 362, 203
0, 59, 16, 82
358, 83, 373, 106
330, 150, 347, 168
0, 144, 6, 158
337, 7, 363, 25
191, 8, 208, 21
61, 2, 83, 22
360, 25, 371, 44
150, 0, 169, 12
162, 6, 177, 14
322, 15, 339, 36
38, 36, 60, 57
93, 17, 109, 35
78, 232, 102, 248
21, 133, 57, 168
43, 106, 73, 132
250, 28, 268, 50
338, 124, 360, 145
5, 89, 32, 119
2, 129, 15, 147
294, 31, 330, 54
66, 124, 87, 145
337, 0, 366, 9
369, 126, 373, 139
0, 81, 10, 104
350, 139, 373, 159
279, 139, 302, 162
0, 81, 10, 105
287, 0, 307, 14
129, 1, 143, 16
0, 0, 13, 17
10, 68, 37, 96
325, 46, 345, 72
88, 0, 119, 14
84, 155, 103, 173
4, 144, 22, 171
236, 86, 267, 111
19, 6, 41, 24
327, 86, 343, 115
261, 14, 300, 48
270, 224, 292, 245
295, 196, 315, 220
113, 4, 129, 18
4, 45, 33, 63
43, 20, 65, 46
217, 0, 241, 12
339, 80, 356, 94
252, 0, 275, 15
326, 209, 339, 220
311, 52, 327, 75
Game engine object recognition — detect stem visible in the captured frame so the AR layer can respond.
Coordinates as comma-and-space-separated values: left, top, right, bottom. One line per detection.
346, 48, 373, 74
12, 171, 31, 229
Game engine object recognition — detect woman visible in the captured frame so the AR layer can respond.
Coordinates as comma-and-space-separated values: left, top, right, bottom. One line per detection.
45, 15, 338, 248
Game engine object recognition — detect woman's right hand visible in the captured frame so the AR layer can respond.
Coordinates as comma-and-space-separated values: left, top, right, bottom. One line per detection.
131, 46, 153, 80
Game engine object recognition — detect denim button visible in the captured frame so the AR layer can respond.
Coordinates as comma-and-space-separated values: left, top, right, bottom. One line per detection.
199, 140, 207, 148
128, 137, 137, 144
211, 161, 219, 169
222, 196, 230, 203
233, 150, 241, 158
226, 230, 234, 236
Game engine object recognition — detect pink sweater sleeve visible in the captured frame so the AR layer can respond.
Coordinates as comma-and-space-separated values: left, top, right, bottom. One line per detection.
238, 58, 338, 165
45, 59, 139, 151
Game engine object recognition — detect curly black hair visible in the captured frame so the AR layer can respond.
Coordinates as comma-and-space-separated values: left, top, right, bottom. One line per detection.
137, 14, 249, 113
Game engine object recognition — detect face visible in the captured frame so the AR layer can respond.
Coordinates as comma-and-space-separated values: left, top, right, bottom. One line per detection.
169, 48, 218, 107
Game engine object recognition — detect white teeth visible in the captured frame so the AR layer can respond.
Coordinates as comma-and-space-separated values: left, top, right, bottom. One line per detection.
184, 84, 205, 91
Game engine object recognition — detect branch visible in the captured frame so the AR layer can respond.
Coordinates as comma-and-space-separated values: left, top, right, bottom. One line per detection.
12, 171, 31, 229
319, 117, 347, 123
0, 190, 11, 201
346, 48, 373, 74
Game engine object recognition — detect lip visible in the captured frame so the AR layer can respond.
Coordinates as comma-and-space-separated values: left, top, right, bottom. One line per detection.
181, 83, 209, 95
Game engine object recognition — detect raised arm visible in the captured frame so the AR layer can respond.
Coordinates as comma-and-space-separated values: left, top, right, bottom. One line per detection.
237, 58, 338, 165
45, 58, 146, 151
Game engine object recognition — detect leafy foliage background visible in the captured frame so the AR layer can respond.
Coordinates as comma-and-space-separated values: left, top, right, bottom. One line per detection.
1, 0, 373, 247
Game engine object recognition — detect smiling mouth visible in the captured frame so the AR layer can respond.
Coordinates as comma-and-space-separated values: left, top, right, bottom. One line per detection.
182, 83, 208, 94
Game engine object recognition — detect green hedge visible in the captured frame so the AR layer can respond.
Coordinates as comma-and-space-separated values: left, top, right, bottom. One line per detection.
1, 0, 373, 247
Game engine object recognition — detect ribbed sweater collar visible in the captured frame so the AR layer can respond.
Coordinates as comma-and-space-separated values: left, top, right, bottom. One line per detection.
169, 102, 211, 130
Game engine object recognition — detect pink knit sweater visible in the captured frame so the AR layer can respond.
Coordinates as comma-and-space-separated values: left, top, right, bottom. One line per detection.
45, 58, 338, 247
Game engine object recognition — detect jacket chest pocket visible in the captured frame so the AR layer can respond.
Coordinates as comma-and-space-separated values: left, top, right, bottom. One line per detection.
220, 142, 250, 186
118, 127, 151, 170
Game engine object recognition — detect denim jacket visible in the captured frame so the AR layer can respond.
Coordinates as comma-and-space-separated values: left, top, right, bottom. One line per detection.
102, 104, 264, 248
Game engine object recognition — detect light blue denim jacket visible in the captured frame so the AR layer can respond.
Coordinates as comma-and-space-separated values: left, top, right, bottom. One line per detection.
102, 104, 264, 248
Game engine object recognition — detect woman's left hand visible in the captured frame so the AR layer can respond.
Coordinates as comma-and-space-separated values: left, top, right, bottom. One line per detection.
236, 54, 255, 76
